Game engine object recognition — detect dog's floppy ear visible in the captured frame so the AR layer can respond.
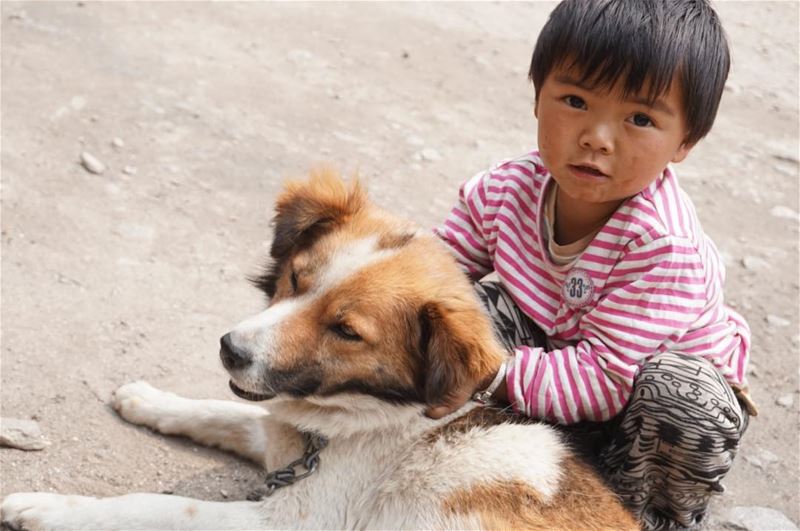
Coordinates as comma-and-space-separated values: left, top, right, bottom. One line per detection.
419, 300, 504, 419
252, 169, 365, 297
271, 169, 366, 258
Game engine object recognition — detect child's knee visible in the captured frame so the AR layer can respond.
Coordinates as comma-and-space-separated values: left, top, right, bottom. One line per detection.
632, 352, 745, 436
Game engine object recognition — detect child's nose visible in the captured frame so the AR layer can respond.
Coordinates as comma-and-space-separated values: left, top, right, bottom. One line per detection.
579, 123, 614, 155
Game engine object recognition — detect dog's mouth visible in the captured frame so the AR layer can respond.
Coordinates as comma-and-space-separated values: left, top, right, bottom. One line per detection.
228, 380, 276, 401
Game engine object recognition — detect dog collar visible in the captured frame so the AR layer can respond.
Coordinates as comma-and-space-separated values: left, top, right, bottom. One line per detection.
473, 358, 509, 405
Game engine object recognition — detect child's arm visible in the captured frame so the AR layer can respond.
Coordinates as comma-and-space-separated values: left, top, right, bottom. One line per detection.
504, 237, 749, 424
434, 171, 496, 280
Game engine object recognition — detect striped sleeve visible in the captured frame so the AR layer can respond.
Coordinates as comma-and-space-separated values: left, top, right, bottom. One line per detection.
434, 170, 495, 280
507, 235, 708, 424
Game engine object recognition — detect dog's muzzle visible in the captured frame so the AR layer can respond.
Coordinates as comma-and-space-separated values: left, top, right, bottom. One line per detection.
220, 332, 275, 401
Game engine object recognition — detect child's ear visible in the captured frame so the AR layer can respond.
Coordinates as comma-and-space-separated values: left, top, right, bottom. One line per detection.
671, 141, 695, 164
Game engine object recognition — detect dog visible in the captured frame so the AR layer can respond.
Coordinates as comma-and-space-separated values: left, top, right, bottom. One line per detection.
1, 171, 636, 530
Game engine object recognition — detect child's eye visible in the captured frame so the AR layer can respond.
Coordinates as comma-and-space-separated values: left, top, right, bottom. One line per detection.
563, 95, 586, 109
630, 113, 654, 127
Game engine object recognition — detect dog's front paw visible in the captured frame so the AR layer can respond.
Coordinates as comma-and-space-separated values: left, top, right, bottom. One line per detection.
1, 492, 89, 531
111, 381, 187, 433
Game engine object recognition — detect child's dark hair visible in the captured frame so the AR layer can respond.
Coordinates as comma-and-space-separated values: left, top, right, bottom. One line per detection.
529, 0, 730, 145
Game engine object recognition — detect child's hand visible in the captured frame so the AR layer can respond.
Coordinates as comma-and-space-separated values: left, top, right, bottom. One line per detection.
423, 359, 509, 419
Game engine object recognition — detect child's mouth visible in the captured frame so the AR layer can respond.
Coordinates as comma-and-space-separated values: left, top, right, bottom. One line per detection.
569, 164, 608, 178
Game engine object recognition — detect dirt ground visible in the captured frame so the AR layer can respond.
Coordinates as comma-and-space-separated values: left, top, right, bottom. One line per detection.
1, 2, 798, 528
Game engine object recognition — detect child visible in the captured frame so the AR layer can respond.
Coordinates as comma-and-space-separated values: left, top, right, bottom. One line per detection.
434, 0, 757, 529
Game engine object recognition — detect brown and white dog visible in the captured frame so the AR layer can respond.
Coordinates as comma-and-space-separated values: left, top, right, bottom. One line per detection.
1, 172, 636, 530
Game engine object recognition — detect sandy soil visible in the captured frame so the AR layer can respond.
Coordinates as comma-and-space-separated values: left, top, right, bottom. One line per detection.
1, 1, 798, 527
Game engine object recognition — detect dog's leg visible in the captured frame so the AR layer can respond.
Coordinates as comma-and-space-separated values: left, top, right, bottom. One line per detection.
111, 381, 269, 464
1, 492, 266, 531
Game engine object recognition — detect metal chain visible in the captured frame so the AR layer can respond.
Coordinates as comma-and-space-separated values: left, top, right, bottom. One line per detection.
247, 431, 329, 501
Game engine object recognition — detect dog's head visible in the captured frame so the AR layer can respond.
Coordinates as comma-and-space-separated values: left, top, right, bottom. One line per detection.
220, 170, 504, 423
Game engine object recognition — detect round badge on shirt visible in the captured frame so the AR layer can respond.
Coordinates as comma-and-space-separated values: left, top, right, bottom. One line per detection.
562, 268, 595, 308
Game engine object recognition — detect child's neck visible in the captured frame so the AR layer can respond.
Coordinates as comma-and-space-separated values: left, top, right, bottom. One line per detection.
553, 186, 623, 245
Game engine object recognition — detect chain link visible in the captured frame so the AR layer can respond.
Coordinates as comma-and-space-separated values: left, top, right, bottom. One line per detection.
247, 432, 329, 501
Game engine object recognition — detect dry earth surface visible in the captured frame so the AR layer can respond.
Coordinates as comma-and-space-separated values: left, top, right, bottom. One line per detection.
1, 2, 798, 529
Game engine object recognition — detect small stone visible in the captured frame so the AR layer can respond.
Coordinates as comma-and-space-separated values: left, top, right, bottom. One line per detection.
757, 448, 780, 465
774, 163, 797, 177
80, 151, 105, 174
405, 135, 424, 146
722, 506, 798, 530
220, 489, 229, 498
472, 54, 490, 66
287, 49, 313, 62
416, 148, 442, 162
122, 165, 138, 176
0, 418, 50, 451
745, 448, 780, 470
8, 10, 28, 21
724, 81, 742, 93
776, 394, 794, 408
741, 256, 769, 270
70, 95, 87, 111
744, 455, 765, 470
766, 314, 790, 327
769, 205, 800, 221
111, 137, 124, 148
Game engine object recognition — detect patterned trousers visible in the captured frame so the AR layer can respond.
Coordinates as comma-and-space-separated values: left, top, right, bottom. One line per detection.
474, 280, 748, 530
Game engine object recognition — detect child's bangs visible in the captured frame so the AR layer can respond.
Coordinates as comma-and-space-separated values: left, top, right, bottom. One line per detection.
566, 53, 679, 105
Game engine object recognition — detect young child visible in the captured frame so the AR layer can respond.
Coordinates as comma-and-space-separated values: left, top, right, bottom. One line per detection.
434, 0, 757, 529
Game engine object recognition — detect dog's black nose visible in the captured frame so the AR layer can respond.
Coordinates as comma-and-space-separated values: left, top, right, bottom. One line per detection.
220, 333, 253, 370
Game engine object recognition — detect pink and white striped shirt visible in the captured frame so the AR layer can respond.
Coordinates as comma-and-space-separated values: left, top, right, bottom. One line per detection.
435, 151, 751, 424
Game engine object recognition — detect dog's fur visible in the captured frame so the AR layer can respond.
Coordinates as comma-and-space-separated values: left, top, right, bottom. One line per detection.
1, 171, 636, 530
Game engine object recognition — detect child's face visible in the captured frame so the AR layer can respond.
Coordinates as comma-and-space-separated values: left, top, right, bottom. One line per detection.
535, 64, 693, 207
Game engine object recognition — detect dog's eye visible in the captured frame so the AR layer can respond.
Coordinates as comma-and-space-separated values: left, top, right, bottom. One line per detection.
290, 271, 299, 292
330, 323, 362, 341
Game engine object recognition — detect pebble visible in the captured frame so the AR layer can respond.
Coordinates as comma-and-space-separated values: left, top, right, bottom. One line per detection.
80, 151, 106, 174
220, 489, 229, 498
287, 49, 313, 62
111, 137, 125, 148
745, 448, 780, 470
122, 165, 138, 175
765, 314, 790, 327
724, 81, 742, 93
70, 95, 87, 111
722, 506, 798, 530
414, 148, 442, 162
770, 205, 800, 221
0, 417, 50, 451
774, 163, 797, 177
741, 256, 769, 270
776, 394, 794, 408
